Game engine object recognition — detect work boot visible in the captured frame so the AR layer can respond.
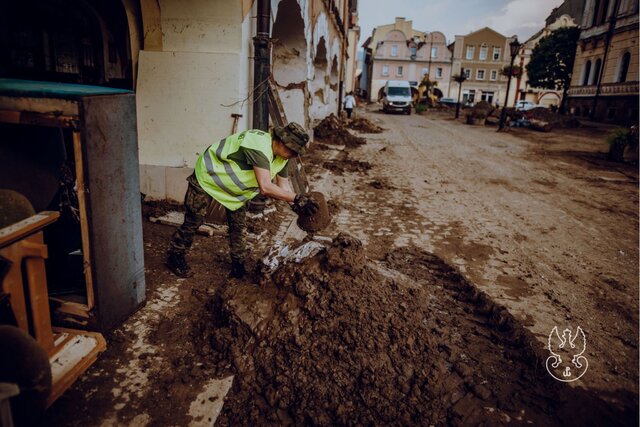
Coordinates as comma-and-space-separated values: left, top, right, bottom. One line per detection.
166, 252, 193, 278
230, 260, 246, 279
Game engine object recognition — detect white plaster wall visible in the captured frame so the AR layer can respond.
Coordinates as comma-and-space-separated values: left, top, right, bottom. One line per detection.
137, 0, 252, 200
137, 50, 243, 168
160, 0, 242, 53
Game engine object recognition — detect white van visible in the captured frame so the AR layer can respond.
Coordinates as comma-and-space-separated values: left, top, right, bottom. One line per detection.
381, 80, 412, 115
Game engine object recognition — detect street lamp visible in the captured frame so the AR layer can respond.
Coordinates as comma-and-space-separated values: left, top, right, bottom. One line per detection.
497, 37, 521, 131
454, 69, 467, 119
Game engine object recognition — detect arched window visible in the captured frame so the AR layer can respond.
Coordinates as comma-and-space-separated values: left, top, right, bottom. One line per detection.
582, 60, 592, 85
618, 52, 631, 82
591, 58, 602, 85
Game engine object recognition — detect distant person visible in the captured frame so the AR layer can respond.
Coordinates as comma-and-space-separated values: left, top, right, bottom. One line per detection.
343, 92, 356, 118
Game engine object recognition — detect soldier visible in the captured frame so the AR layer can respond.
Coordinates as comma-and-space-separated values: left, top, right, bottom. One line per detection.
166, 122, 318, 279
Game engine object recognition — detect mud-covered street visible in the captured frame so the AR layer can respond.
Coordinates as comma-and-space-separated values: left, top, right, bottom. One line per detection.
46, 108, 638, 426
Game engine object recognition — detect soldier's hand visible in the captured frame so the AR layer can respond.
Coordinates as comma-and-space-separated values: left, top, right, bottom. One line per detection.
292, 193, 319, 216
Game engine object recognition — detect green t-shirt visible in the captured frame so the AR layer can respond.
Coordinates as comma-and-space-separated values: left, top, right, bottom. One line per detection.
227, 147, 289, 178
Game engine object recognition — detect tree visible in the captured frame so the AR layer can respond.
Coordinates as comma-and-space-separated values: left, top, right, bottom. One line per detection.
452, 71, 467, 118
501, 65, 523, 79
526, 27, 580, 113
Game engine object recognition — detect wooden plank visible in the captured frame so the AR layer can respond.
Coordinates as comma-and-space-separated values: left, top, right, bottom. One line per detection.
46, 328, 106, 407
0, 109, 78, 128
0, 212, 59, 247
21, 236, 55, 355
0, 244, 29, 332
49, 297, 91, 318
72, 131, 95, 310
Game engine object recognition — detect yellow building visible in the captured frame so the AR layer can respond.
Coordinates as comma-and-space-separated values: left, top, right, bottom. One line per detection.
566, 0, 639, 122
450, 27, 518, 107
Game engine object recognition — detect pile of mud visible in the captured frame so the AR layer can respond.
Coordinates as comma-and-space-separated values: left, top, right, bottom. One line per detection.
345, 117, 384, 133
314, 114, 366, 147
209, 234, 450, 425
524, 107, 580, 127
470, 100, 496, 117
205, 234, 634, 426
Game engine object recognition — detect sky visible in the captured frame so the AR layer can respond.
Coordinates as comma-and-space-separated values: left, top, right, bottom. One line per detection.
357, 0, 564, 48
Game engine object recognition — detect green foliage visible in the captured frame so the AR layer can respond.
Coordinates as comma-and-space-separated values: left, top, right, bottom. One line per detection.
453, 72, 467, 84
501, 65, 523, 78
415, 103, 427, 113
526, 27, 580, 91
606, 127, 638, 149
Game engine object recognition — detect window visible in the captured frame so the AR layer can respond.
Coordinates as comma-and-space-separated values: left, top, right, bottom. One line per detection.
382, 64, 389, 76
591, 58, 602, 85
476, 69, 485, 80
479, 45, 488, 60
582, 60, 591, 85
397, 66, 403, 76
391, 45, 398, 57
490, 69, 498, 80
481, 91, 494, 103
493, 47, 501, 61
389, 87, 410, 96
421, 67, 429, 76
593, 0, 611, 25
464, 68, 471, 79
466, 46, 475, 60
410, 46, 417, 57
431, 47, 437, 58
618, 52, 631, 82
436, 67, 443, 78
462, 89, 476, 104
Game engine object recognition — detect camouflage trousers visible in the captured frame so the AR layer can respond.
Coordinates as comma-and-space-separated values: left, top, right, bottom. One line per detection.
168, 174, 247, 263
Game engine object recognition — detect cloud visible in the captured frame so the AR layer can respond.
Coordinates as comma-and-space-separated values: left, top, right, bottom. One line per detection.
474, 0, 564, 39
357, 0, 564, 45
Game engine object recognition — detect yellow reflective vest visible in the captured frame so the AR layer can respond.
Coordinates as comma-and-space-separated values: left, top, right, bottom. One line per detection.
194, 130, 289, 211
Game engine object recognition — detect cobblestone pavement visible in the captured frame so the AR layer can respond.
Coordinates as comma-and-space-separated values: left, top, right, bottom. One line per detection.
305, 107, 638, 398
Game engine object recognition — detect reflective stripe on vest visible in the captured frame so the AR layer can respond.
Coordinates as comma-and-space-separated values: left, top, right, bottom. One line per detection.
194, 130, 288, 211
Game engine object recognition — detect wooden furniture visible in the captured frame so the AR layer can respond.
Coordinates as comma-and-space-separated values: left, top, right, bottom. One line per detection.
0, 212, 106, 407
0, 78, 145, 332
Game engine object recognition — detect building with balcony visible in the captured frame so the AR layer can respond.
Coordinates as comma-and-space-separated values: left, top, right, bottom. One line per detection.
362, 18, 452, 102
449, 27, 518, 107
566, 0, 639, 122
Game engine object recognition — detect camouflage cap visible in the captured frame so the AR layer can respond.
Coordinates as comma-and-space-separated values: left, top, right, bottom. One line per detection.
273, 122, 310, 155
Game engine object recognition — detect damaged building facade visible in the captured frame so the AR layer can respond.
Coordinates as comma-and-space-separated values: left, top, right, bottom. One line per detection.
0, 0, 358, 201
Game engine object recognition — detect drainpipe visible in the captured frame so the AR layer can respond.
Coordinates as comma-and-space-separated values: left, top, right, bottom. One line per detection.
591, 0, 620, 120
253, 0, 271, 131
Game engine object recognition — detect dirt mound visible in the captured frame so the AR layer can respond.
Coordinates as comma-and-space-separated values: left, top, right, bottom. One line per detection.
209, 234, 452, 425
322, 158, 372, 175
204, 234, 635, 426
471, 100, 495, 117
345, 117, 384, 133
524, 107, 581, 127
314, 114, 366, 147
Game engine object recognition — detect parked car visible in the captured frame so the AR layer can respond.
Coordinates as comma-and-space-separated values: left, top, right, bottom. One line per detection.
515, 100, 543, 111
438, 97, 457, 106
381, 80, 412, 115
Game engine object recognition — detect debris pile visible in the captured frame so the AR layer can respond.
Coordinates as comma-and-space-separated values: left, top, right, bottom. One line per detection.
524, 107, 580, 128
313, 114, 366, 147
345, 117, 384, 133
470, 100, 495, 118
209, 233, 450, 425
